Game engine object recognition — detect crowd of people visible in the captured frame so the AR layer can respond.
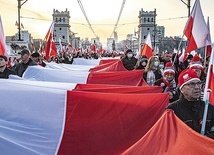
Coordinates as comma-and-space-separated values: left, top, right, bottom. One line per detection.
121, 49, 214, 139
0, 48, 214, 139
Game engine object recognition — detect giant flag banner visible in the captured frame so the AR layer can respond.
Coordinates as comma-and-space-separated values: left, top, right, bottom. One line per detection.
2, 58, 214, 154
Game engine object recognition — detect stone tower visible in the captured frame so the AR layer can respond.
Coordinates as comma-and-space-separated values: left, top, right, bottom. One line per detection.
138, 8, 157, 48
52, 9, 70, 45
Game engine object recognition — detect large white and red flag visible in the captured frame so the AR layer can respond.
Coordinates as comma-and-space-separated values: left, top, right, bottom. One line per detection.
2, 59, 214, 154
184, 0, 209, 53
140, 32, 153, 59
0, 16, 8, 57
44, 21, 57, 61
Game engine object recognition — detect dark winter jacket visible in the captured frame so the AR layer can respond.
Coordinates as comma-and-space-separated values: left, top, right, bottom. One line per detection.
167, 94, 214, 139
0, 67, 16, 79
13, 58, 38, 77
122, 56, 138, 70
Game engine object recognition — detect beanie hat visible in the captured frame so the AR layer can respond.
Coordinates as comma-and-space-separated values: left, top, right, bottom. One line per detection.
163, 62, 175, 76
192, 54, 201, 63
178, 68, 200, 89
31, 52, 40, 58
189, 54, 204, 71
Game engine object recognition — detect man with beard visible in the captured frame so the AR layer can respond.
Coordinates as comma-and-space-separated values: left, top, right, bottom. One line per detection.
0, 55, 16, 78
166, 68, 214, 139
14, 49, 37, 77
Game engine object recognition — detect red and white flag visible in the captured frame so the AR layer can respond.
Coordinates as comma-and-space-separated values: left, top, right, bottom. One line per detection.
184, 0, 209, 53
203, 45, 214, 104
0, 16, 8, 57
140, 32, 153, 59
205, 17, 212, 58
178, 48, 188, 63
44, 21, 57, 61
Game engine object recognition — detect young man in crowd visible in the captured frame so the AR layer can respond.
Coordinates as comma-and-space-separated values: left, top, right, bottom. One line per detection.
0, 55, 16, 79
13, 49, 38, 77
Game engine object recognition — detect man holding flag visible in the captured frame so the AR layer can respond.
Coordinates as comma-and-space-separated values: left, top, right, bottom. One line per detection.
167, 68, 214, 139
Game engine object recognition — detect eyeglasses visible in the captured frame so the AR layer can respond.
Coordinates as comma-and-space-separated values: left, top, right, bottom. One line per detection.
185, 82, 203, 88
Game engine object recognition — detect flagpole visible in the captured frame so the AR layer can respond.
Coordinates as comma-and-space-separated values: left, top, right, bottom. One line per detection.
172, 34, 185, 66
201, 44, 214, 135
201, 89, 212, 135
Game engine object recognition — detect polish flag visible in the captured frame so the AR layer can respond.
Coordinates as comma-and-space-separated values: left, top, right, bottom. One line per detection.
184, 0, 209, 53
178, 48, 188, 63
140, 32, 153, 59
0, 16, 8, 57
205, 17, 212, 58
203, 44, 214, 104
44, 21, 57, 61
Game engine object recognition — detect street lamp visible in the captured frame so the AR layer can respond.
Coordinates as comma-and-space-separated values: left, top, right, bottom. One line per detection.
181, 0, 191, 17
17, 0, 28, 41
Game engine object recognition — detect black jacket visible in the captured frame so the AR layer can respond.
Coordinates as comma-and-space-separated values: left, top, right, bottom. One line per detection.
0, 67, 16, 79
122, 56, 138, 71
14, 58, 38, 77
167, 94, 214, 139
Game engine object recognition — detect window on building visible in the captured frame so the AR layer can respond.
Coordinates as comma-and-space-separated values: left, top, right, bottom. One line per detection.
59, 28, 62, 30
55, 18, 58, 22
147, 28, 150, 30
151, 18, 154, 22
63, 18, 65, 22
62, 36, 65, 39
144, 18, 146, 22
144, 36, 146, 39
147, 18, 150, 22
59, 18, 61, 22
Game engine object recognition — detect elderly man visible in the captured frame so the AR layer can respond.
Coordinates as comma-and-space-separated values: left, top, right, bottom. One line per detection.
0, 55, 16, 78
166, 68, 214, 139
14, 49, 37, 77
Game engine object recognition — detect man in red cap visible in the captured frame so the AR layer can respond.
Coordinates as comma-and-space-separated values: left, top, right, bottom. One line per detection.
166, 68, 214, 139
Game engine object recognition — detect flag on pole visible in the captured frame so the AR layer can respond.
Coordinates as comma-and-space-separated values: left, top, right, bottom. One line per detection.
183, 0, 209, 53
140, 32, 153, 59
44, 21, 57, 61
178, 48, 188, 63
203, 44, 214, 104
21, 23, 24, 29
205, 17, 212, 58
0, 16, 8, 57
15, 21, 19, 26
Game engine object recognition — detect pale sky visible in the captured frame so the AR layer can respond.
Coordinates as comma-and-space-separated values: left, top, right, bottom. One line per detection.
0, 0, 214, 45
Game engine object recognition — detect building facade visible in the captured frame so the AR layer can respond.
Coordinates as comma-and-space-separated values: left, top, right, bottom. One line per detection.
53, 9, 70, 45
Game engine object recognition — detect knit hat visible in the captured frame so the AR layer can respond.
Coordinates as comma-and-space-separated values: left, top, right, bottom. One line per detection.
178, 68, 200, 89
189, 54, 204, 71
163, 62, 175, 76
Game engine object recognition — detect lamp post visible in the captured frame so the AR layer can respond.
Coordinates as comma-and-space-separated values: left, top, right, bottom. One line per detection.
17, 0, 28, 41
181, 0, 191, 17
